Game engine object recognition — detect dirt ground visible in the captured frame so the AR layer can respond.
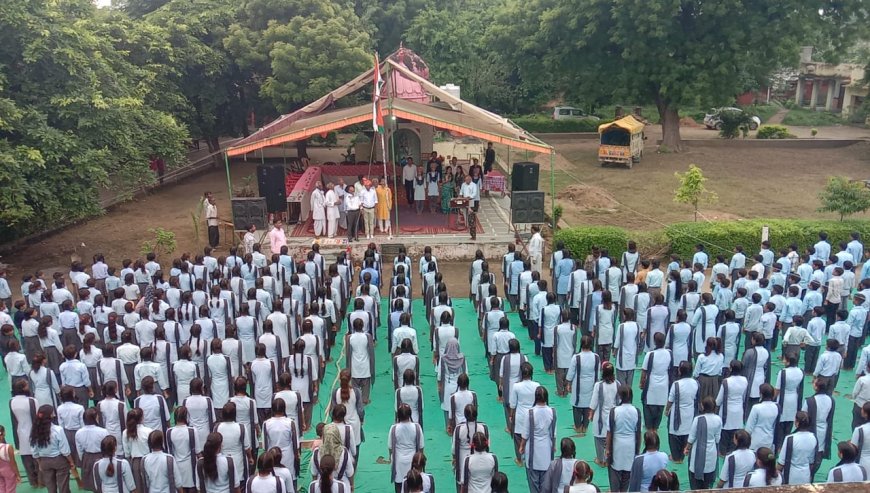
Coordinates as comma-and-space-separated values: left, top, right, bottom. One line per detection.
531, 124, 870, 230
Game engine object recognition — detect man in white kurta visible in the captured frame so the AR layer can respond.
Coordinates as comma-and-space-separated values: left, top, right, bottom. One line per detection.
528, 225, 544, 274
310, 182, 326, 238
334, 179, 348, 229
324, 182, 340, 238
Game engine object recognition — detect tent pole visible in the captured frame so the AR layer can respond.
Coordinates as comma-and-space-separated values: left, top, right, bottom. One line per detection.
224, 153, 233, 199
391, 130, 399, 237
387, 61, 400, 236
550, 151, 556, 230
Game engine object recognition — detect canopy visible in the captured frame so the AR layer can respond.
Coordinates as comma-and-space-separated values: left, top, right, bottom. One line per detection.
226, 58, 553, 157
597, 115, 645, 134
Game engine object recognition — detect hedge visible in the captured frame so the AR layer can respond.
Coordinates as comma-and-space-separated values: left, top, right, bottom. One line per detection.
556, 220, 870, 261
511, 116, 605, 133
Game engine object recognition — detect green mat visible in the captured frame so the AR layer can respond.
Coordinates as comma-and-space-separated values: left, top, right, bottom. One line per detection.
0, 297, 860, 492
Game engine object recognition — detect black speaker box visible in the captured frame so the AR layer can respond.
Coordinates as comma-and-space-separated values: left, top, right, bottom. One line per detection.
511, 191, 545, 224
231, 197, 267, 230
257, 164, 286, 212
511, 162, 540, 191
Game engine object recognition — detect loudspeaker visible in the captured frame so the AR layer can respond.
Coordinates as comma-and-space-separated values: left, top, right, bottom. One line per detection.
511, 191, 545, 224
231, 197, 268, 231
511, 162, 539, 191
257, 164, 286, 212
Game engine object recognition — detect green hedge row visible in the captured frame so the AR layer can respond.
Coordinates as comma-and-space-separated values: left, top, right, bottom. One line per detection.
555, 220, 870, 261
511, 116, 605, 133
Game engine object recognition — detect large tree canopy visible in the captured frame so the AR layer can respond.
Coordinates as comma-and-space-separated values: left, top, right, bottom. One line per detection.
497, 0, 867, 149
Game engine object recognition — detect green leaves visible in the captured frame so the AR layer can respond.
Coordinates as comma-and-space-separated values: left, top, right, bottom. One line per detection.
674, 164, 717, 222
817, 176, 870, 221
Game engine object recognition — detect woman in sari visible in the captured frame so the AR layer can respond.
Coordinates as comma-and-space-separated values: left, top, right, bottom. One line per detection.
454, 165, 466, 191
440, 167, 455, 214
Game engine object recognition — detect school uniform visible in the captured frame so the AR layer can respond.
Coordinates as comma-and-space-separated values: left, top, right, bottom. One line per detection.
10, 395, 39, 486
719, 448, 756, 488
779, 430, 818, 484
774, 366, 805, 452
613, 322, 639, 387
852, 421, 870, 474
510, 379, 540, 459
814, 348, 843, 395
641, 348, 671, 430
743, 346, 771, 405
607, 403, 641, 492
75, 424, 108, 492
93, 457, 136, 493
453, 421, 490, 485
627, 451, 668, 492
827, 462, 869, 482
667, 377, 698, 462
688, 413, 723, 489
523, 405, 556, 493
388, 421, 423, 484
566, 351, 599, 429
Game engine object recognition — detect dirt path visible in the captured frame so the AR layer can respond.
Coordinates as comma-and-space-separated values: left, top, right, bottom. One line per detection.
765, 108, 789, 124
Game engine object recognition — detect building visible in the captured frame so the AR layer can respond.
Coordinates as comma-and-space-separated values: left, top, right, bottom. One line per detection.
794, 46, 868, 118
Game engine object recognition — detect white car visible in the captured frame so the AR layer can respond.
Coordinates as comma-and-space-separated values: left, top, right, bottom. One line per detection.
552, 106, 600, 121
703, 107, 761, 130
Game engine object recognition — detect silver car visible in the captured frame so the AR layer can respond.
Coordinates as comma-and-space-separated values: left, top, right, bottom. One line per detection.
703, 107, 761, 130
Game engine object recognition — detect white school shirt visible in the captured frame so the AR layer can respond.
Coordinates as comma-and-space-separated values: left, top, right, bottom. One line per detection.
827, 463, 869, 483
590, 380, 619, 438
509, 380, 540, 435
93, 457, 136, 493
75, 425, 108, 457
608, 404, 640, 472
522, 405, 556, 471
716, 375, 748, 430
688, 414, 722, 474
852, 422, 870, 472
613, 322, 639, 371
778, 431, 818, 484
775, 366, 804, 422
719, 448, 756, 488
745, 401, 778, 450
668, 378, 699, 436
642, 348, 671, 406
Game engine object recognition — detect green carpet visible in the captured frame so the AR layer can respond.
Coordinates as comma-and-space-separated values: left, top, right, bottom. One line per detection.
0, 297, 861, 492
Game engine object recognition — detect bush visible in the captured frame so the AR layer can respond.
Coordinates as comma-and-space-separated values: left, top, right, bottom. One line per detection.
511, 115, 605, 133
665, 219, 870, 259
781, 108, 844, 127
717, 109, 753, 139
756, 125, 795, 139
554, 226, 629, 259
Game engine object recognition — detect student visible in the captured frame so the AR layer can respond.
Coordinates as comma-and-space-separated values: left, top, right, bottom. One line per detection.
93, 435, 136, 493
589, 362, 619, 467
183, 378, 215, 453
743, 333, 771, 407
345, 319, 374, 405
593, 291, 616, 361
716, 360, 748, 456
565, 461, 597, 493
742, 447, 781, 487
389, 404, 424, 493
665, 309, 691, 379
852, 360, 870, 428
774, 353, 805, 453
716, 310, 741, 367
627, 431, 668, 492
745, 384, 779, 452
803, 378, 835, 478
461, 431, 497, 493
31, 404, 77, 493
75, 408, 107, 492
56, 386, 85, 467
606, 385, 640, 493
717, 429, 756, 489
396, 369, 424, 427
778, 411, 818, 485
813, 338, 843, 395
640, 332, 671, 431
331, 371, 363, 454
453, 405, 489, 489
517, 386, 555, 493
509, 362, 540, 464
693, 337, 723, 404
29, 352, 60, 408
827, 441, 868, 483
566, 336, 599, 433
685, 397, 722, 490
261, 399, 300, 480
541, 438, 576, 493
143, 430, 183, 493
552, 309, 576, 397
247, 453, 286, 493
613, 308, 639, 387
665, 361, 698, 464
852, 402, 870, 473
9, 380, 39, 486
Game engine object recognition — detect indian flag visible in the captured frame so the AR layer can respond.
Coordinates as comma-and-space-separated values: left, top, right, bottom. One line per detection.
372, 53, 384, 134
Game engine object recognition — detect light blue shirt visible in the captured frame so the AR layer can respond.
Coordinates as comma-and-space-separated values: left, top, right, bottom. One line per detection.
729, 253, 746, 270
32, 424, 71, 458
759, 249, 774, 268
847, 306, 868, 338
59, 359, 91, 388
848, 240, 864, 267
646, 270, 663, 288
814, 241, 831, 263
814, 349, 842, 377
797, 263, 813, 288
555, 258, 574, 295
693, 251, 709, 270
803, 290, 823, 313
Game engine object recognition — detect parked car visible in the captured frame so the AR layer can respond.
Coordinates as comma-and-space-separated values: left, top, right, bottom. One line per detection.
552, 106, 600, 121
703, 107, 761, 130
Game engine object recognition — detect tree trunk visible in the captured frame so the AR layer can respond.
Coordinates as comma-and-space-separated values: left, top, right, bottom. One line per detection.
655, 96, 683, 151
206, 136, 222, 168
296, 140, 309, 159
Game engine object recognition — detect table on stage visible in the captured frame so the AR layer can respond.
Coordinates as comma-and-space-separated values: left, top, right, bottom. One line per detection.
482, 170, 507, 196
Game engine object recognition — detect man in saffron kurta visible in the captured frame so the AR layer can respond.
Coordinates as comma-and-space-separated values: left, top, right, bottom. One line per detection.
375, 178, 393, 238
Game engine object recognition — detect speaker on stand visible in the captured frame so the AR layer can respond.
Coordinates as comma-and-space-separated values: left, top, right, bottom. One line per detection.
510, 191, 545, 224
230, 197, 267, 231
511, 162, 540, 191
257, 164, 287, 213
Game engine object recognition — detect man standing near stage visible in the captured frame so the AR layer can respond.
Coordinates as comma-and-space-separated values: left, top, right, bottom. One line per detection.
402, 159, 416, 208
360, 180, 378, 239
311, 181, 326, 239
325, 182, 340, 239
484, 142, 496, 175
335, 178, 347, 230
269, 219, 287, 254
204, 193, 220, 249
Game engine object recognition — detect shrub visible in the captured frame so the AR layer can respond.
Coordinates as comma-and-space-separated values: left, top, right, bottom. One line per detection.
717, 109, 753, 139
756, 125, 795, 139
781, 108, 844, 127
554, 226, 629, 259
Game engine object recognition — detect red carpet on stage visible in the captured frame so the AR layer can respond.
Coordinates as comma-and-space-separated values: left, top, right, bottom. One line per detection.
290, 183, 484, 236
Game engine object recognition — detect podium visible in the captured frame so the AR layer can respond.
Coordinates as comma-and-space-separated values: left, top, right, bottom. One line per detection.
448, 197, 471, 230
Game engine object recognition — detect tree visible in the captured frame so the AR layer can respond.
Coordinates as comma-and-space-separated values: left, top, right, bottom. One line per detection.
353, 0, 433, 53
817, 176, 870, 221
674, 164, 717, 222
498, 0, 866, 150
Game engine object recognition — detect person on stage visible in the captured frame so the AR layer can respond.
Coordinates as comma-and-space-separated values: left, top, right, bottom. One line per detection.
375, 178, 393, 239
311, 181, 326, 239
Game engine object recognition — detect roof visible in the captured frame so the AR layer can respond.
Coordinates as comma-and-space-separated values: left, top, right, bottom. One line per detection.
226, 58, 552, 157
598, 115, 645, 134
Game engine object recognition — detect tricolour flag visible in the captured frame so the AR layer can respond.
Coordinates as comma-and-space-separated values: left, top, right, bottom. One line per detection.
372, 53, 384, 134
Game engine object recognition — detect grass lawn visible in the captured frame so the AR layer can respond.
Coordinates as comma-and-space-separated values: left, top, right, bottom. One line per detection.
782, 107, 851, 126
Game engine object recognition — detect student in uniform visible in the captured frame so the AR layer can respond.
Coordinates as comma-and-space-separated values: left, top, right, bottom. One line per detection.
803, 378, 835, 478
685, 397, 722, 490
197, 432, 236, 493
540, 438, 576, 493
774, 353, 805, 453
742, 333, 771, 408
345, 319, 374, 405
612, 308, 639, 387
56, 386, 85, 467
717, 430, 755, 489
75, 408, 107, 492
852, 402, 870, 473
627, 431, 668, 492
388, 404, 424, 493
813, 338, 843, 395
31, 404, 77, 493
778, 411, 818, 485
665, 361, 698, 464
183, 378, 215, 453
9, 381, 38, 488
640, 332, 671, 431
452, 404, 488, 489
520, 386, 556, 493
93, 435, 136, 493
461, 432, 498, 493
261, 399, 300, 479
827, 441, 868, 483
693, 337, 723, 404
852, 360, 870, 428
121, 408, 152, 492
606, 385, 640, 493
589, 362, 619, 467
742, 447, 781, 487
143, 430, 184, 493
509, 362, 540, 465
566, 336, 599, 433
247, 453, 286, 493
744, 383, 779, 452
716, 359, 748, 456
